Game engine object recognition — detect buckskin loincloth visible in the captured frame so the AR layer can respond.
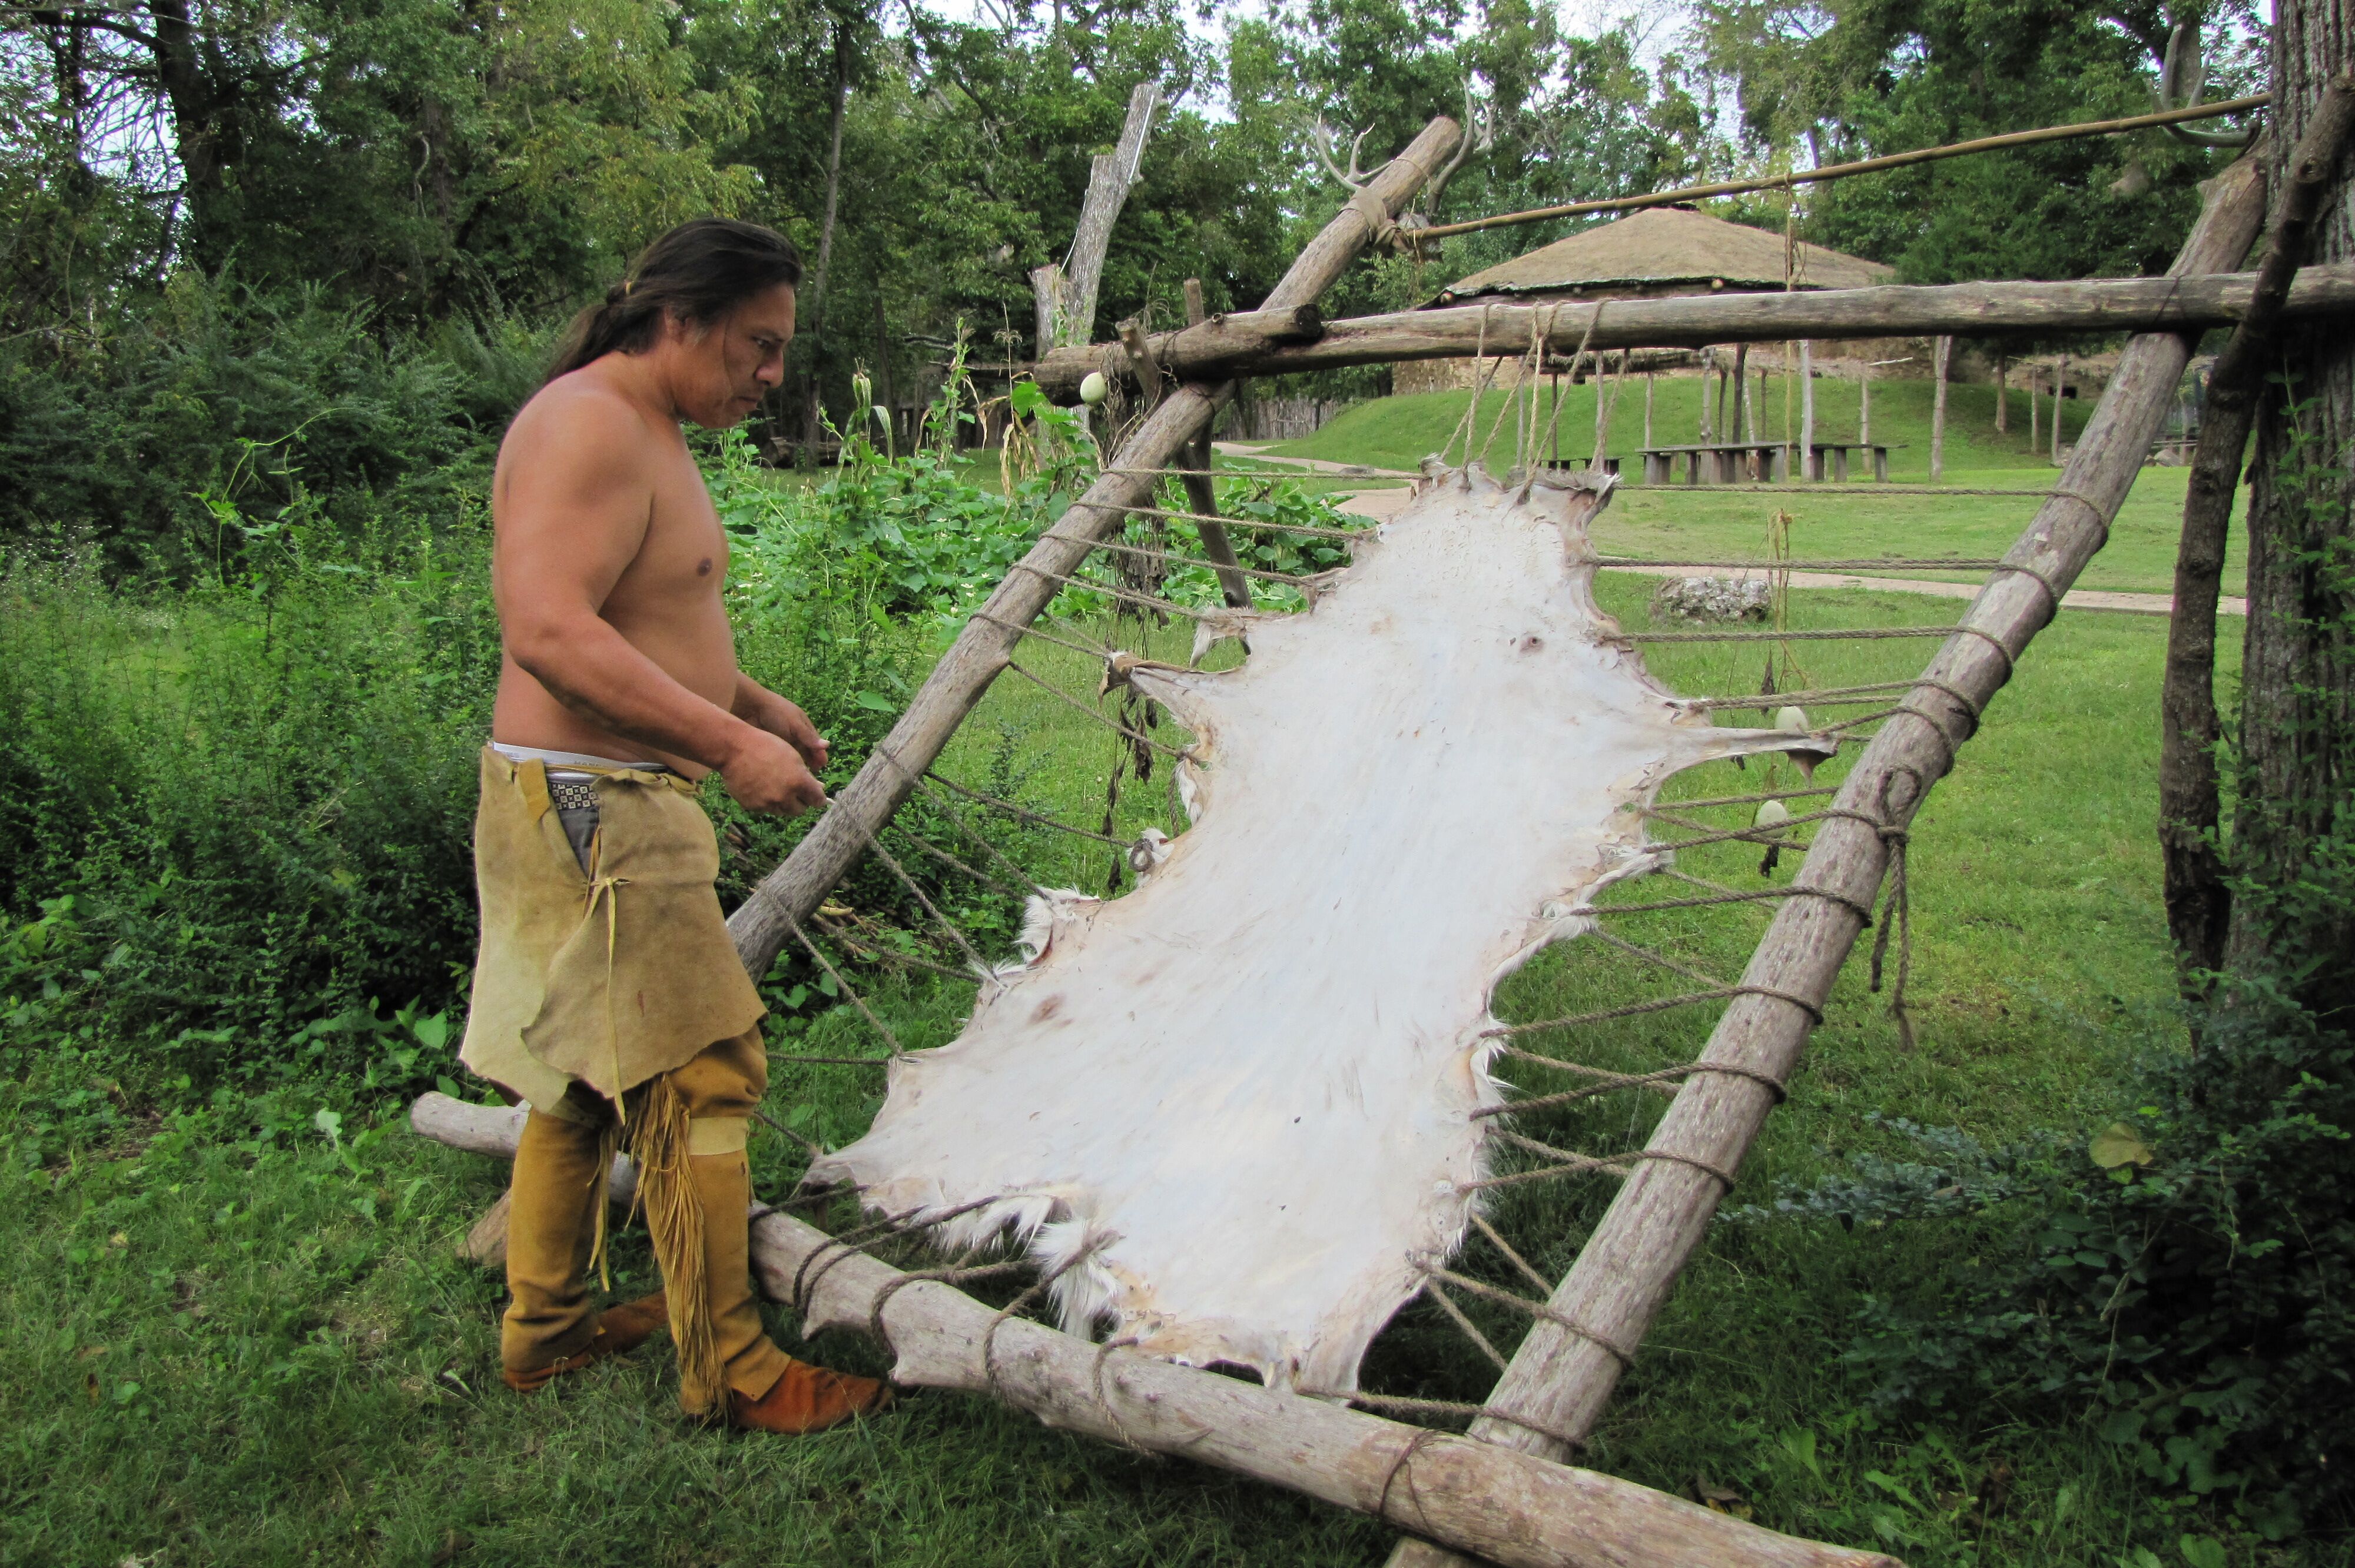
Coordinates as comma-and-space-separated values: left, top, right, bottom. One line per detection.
459, 745, 766, 1111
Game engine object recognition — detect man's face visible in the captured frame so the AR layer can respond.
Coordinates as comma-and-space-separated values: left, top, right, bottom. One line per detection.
671, 283, 796, 429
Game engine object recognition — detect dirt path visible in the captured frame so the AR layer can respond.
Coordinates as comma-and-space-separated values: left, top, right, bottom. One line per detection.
1310, 483, 2235, 618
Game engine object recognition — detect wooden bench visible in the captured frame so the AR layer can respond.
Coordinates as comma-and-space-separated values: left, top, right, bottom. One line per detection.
1805, 442, 1891, 482
1638, 442, 1787, 485
1540, 455, 1623, 478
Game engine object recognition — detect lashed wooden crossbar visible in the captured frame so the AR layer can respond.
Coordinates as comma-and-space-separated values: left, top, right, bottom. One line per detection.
405, 1094, 1896, 1568
1026, 261, 2355, 397
1380, 147, 2271, 1568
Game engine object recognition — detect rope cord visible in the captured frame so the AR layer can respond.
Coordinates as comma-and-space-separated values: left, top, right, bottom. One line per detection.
1649, 784, 1840, 810
1466, 1134, 1740, 1194
923, 770, 1146, 849
1003, 659, 1195, 761
968, 610, 1123, 663
858, 744, 1059, 899
811, 913, 982, 985
1005, 560, 1216, 624
1291, 1388, 1584, 1451
1122, 502, 1371, 543
842, 818, 1004, 988
884, 826, 1034, 904
1677, 682, 1915, 710
785, 915, 907, 1058
1086, 531, 1325, 589
1413, 1261, 1644, 1365
1603, 556, 2008, 572
1421, 1277, 1510, 1372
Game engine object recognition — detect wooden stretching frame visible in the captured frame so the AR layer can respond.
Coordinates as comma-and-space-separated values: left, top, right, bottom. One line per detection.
417, 123, 2285, 1568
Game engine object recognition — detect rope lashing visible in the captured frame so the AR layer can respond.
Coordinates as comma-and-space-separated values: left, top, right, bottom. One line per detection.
785, 915, 906, 1058
751, 1106, 826, 1158
811, 913, 983, 985
868, 1252, 1033, 1347
1005, 559, 1215, 624
834, 813, 1004, 988
1610, 559, 2006, 574
1003, 659, 1195, 762
858, 743, 1059, 898
1410, 1260, 1644, 1366
1594, 882, 1880, 922
1084, 531, 1329, 590
979, 1234, 1116, 1404
1460, 1139, 1741, 1194
1646, 783, 1840, 810
923, 770, 1149, 851
1119, 502, 1372, 543
1292, 1388, 1585, 1451
879, 829, 1033, 905
969, 609, 1126, 663
1421, 1277, 1510, 1371
1484, 1052, 1792, 1117
1470, 1213, 1553, 1294
785, 1191, 1010, 1312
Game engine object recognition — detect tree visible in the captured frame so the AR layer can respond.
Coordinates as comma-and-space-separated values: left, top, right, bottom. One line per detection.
2224, 3, 2355, 1024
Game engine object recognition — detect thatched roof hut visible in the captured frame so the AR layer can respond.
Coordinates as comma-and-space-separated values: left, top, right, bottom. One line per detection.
1394, 207, 1900, 394
1432, 205, 1893, 305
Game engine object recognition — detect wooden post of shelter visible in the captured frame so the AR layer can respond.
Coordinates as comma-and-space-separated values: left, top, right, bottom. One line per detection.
1995, 353, 2009, 432
2054, 350, 2069, 460
1380, 148, 2268, 1568
2029, 360, 2041, 450
1799, 340, 1816, 477
1929, 334, 1952, 479
725, 114, 1470, 977
1175, 276, 1254, 610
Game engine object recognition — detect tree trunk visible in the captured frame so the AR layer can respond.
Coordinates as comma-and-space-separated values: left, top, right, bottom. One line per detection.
1031, 82, 1159, 351
797, 20, 854, 459
2161, 70, 2355, 988
2224, 1, 2355, 1024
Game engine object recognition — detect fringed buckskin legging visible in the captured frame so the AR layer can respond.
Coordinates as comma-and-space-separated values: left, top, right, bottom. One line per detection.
500, 1026, 791, 1414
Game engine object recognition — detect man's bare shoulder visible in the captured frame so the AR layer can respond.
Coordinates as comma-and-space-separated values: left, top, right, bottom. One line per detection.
498, 370, 666, 496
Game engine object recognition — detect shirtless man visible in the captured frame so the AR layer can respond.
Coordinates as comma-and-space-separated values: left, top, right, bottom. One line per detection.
457, 217, 888, 1433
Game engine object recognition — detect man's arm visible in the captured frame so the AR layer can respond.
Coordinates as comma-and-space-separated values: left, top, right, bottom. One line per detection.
492, 393, 822, 814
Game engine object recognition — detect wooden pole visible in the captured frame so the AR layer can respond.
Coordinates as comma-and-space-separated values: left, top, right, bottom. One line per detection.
1734, 344, 1752, 440
1643, 371, 1654, 449
1381, 149, 2269, 1568
2161, 67, 2355, 983
1027, 265, 2355, 397
1176, 277, 1255, 610
726, 115, 1467, 979
1995, 354, 2008, 433
1929, 335, 1951, 480
408, 1095, 1898, 1568
1413, 95, 2268, 242
1799, 341, 1815, 477
1859, 367, 1870, 446
2053, 350, 2069, 461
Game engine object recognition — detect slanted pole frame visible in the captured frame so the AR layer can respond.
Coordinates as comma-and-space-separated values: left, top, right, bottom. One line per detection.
726, 115, 1467, 977
1382, 150, 2269, 1568
1176, 275, 1255, 610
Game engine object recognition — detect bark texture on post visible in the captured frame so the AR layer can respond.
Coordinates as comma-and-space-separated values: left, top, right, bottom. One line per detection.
1031, 82, 1160, 351
727, 116, 1465, 981
2224, 4, 2355, 1022
1384, 151, 2269, 1568
2162, 73, 2355, 985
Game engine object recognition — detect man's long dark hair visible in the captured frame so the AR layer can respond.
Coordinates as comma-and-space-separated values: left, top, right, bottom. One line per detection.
545, 218, 804, 384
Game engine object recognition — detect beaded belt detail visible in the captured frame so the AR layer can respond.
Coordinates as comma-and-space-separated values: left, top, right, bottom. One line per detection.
549, 778, 600, 814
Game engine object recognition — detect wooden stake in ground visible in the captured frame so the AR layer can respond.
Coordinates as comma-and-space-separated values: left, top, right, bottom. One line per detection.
726, 115, 1469, 978
2029, 362, 2041, 450
2161, 66, 2355, 985
1175, 276, 1254, 610
1995, 354, 2009, 433
1381, 147, 2268, 1568
1929, 335, 1952, 480
1643, 371, 1654, 448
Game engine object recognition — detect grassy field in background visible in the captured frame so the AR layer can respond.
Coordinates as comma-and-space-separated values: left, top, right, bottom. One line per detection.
1255, 380, 2237, 597
3, 564, 2235, 1566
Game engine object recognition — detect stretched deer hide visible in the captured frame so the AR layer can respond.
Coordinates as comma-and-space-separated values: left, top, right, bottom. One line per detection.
809, 461, 1832, 1394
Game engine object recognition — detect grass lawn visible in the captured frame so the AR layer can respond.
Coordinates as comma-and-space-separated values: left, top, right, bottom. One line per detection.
1261, 381, 2238, 597
2, 546, 2240, 1565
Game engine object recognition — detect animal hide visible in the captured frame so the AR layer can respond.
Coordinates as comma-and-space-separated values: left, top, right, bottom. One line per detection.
809, 462, 1832, 1394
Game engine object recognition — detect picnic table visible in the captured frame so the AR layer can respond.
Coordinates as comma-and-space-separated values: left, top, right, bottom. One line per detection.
1638, 442, 1787, 486
1805, 442, 1891, 482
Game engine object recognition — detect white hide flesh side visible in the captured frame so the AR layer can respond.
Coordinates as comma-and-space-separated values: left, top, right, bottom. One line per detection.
808, 461, 1834, 1395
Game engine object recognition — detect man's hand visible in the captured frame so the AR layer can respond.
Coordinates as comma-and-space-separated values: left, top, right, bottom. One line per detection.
719, 727, 827, 816
735, 682, 830, 772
